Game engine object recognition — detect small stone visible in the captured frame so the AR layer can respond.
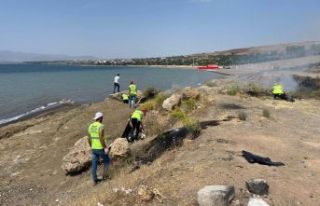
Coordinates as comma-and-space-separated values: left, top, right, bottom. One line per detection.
247, 197, 270, 206
138, 185, 154, 202
197, 185, 235, 206
246, 179, 269, 195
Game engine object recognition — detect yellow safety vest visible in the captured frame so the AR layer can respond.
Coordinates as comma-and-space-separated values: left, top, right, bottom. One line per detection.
129, 84, 137, 96
131, 109, 143, 121
272, 84, 284, 95
122, 94, 129, 100
88, 122, 104, 149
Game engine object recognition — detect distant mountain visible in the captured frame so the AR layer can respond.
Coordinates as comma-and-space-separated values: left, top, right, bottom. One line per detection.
0, 51, 96, 63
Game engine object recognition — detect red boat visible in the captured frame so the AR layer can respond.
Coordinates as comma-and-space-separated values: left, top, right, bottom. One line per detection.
197, 64, 222, 71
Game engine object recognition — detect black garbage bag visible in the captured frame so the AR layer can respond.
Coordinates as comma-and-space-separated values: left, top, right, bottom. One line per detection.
242, 150, 285, 166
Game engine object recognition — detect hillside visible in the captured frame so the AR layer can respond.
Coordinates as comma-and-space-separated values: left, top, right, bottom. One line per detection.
1, 67, 320, 205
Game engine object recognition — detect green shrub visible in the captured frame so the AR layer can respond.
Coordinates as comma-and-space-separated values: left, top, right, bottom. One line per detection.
185, 119, 201, 138
170, 108, 187, 122
181, 98, 196, 113
238, 112, 248, 121
154, 93, 169, 108
140, 100, 155, 111
262, 109, 271, 118
143, 87, 159, 99
226, 85, 240, 96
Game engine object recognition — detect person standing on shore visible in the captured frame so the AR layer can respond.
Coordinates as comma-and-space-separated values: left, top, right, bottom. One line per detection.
88, 112, 110, 185
113, 74, 120, 93
128, 81, 137, 108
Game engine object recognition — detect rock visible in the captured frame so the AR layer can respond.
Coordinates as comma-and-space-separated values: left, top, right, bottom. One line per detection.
61, 136, 91, 175
182, 87, 201, 100
197, 185, 235, 206
246, 179, 269, 195
247, 197, 270, 206
109, 138, 130, 158
162, 94, 182, 111
138, 185, 154, 202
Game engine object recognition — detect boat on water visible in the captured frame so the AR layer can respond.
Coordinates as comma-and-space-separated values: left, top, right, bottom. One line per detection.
197, 64, 222, 71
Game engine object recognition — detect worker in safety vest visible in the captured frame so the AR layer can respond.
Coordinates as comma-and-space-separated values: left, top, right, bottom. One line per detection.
122, 93, 129, 104
88, 112, 110, 185
129, 105, 146, 141
272, 83, 284, 99
128, 81, 137, 108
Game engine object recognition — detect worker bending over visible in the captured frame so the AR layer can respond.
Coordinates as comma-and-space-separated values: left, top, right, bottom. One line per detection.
122, 93, 129, 104
129, 105, 145, 141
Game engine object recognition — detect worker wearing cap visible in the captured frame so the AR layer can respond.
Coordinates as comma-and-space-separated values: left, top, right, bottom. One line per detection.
129, 105, 145, 141
128, 81, 137, 108
88, 112, 110, 185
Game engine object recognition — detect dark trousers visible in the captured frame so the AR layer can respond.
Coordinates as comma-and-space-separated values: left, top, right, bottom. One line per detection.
131, 118, 141, 140
91, 149, 110, 182
123, 99, 129, 104
113, 83, 120, 93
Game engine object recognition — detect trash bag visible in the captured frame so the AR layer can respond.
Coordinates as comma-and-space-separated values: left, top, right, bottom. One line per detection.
242, 150, 285, 166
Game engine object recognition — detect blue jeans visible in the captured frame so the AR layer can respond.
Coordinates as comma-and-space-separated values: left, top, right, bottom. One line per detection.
91, 149, 110, 181
129, 95, 137, 108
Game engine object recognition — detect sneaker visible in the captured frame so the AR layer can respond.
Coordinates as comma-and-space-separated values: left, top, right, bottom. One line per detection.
93, 179, 99, 186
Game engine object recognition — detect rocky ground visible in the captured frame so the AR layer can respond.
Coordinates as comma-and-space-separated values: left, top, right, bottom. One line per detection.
1, 67, 320, 205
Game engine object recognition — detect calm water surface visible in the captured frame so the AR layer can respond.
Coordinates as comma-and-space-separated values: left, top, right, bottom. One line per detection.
0, 64, 224, 124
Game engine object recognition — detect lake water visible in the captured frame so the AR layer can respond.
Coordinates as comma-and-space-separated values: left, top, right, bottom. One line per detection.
0, 64, 223, 124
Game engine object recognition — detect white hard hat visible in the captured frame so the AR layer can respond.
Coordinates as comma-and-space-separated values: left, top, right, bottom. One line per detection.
93, 112, 103, 120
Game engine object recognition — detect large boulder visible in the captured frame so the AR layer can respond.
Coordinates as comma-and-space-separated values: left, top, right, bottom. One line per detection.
162, 94, 182, 111
246, 179, 269, 195
247, 197, 270, 206
197, 185, 235, 206
62, 136, 91, 175
109, 138, 130, 158
182, 87, 201, 100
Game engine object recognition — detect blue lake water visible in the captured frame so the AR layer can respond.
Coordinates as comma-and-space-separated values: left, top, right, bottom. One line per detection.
0, 64, 224, 124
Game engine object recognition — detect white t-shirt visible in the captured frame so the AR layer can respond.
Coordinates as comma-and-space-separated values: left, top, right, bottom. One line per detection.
114, 76, 120, 84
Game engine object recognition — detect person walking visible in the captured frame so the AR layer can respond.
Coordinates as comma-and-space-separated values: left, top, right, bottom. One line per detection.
113, 74, 120, 93
128, 81, 137, 108
88, 112, 110, 185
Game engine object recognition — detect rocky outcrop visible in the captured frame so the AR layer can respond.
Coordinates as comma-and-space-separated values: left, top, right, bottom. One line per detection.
247, 197, 270, 206
61, 136, 91, 175
246, 179, 269, 195
197, 185, 235, 206
162, 94, 182, 111
109, 138, 130, 158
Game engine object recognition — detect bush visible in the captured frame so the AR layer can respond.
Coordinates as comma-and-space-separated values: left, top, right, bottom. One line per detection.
245, 83, 270, 97
226, 85, 240, 96
140, 100, 155, 111
181, 99, 196, 113
185, 119, 201, 139
154, 93, 169, 108
170, 108, 188, 122
238, 112, 248, 121
262, 109, 271, 118
143, 87, 159, 99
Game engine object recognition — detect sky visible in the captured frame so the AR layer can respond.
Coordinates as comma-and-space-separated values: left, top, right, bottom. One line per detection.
0, 0, 320, 58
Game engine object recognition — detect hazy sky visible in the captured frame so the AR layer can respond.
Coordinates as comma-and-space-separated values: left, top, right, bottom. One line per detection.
1, 0, 319, 58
